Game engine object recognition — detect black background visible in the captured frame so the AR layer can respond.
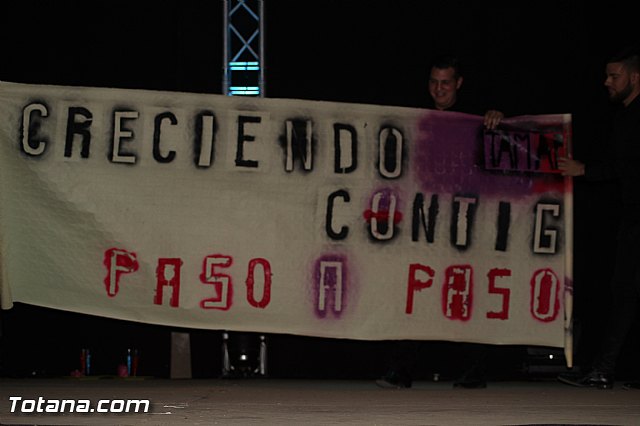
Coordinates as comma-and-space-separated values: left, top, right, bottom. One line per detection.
0, 0, 638, 381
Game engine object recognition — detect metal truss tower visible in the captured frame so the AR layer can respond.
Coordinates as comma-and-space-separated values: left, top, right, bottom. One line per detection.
221, 0, 267, 378
223, 0, 265, 97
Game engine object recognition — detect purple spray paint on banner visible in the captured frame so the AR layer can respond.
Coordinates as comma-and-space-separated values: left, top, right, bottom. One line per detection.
413, 111, 565, 197
311, 254, 351, 319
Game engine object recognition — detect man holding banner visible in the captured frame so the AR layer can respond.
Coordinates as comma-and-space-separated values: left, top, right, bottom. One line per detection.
558, 46, 640, 390
376, 55, 505, 390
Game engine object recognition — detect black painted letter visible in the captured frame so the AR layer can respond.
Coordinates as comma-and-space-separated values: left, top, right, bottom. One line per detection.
236, 115, 261, 168
153, 112, 177, 163
326, 190, 350, 240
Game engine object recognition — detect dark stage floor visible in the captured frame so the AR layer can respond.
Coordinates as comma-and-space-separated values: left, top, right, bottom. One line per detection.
1, 378, 639, 425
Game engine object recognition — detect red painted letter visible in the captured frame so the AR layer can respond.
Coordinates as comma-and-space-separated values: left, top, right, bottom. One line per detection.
487, 268, 512, 320
406, 264, 435, 314
103, 248, 139, 297
442, 265, 473, 321
246, 258, 272, 308
155, 258, 182, 307
200, 254, 233, 310
530, 268, 560, 322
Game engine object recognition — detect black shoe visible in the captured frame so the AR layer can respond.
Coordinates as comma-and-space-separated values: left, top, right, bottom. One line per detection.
375, 375, 411, 389
558, 370, 614, 389
623, 381, 640, 390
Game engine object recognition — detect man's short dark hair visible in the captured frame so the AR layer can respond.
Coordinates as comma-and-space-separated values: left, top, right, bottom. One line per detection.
431, 55, 462, 79
608, 46, 640, 73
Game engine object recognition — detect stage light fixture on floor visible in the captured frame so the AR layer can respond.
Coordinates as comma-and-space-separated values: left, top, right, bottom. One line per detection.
222, 331, 267, 378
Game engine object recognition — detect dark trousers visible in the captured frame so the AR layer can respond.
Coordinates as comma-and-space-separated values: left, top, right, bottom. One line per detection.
594, 211, 640, 374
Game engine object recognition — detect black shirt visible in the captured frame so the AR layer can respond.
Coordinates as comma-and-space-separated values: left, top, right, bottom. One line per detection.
585, 95, 640, 206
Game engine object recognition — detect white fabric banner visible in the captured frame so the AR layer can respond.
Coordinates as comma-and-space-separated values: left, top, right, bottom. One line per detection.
0, 81, 572, 348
